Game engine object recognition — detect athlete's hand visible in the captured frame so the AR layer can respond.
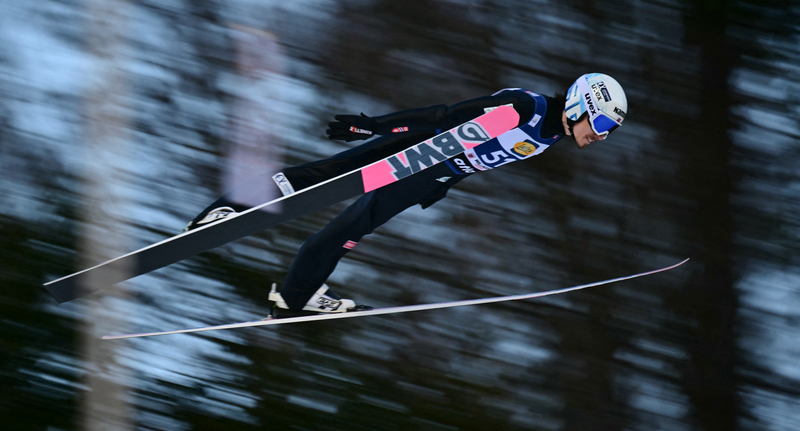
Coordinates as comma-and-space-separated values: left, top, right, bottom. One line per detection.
327, 113, 376, 141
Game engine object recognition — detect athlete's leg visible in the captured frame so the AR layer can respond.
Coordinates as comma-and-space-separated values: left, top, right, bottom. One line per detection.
278, 166, 451, 310
278, 190, 410, 309
187, 134, 429, 230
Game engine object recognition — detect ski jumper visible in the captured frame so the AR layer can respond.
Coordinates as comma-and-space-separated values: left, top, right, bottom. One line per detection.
191, 89, 566, 310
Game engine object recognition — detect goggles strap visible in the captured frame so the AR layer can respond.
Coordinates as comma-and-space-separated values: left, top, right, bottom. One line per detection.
576, 77, 599, 121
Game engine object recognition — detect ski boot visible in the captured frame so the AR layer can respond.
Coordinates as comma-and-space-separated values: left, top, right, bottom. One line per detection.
183, 206, 238, 232
266, 283, 372, 319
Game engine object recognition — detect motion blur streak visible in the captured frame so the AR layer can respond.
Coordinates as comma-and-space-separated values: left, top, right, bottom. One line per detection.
0, 0, 799, 430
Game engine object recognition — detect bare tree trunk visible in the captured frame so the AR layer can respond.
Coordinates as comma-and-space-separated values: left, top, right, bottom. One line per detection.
675, 1, 741, 429
78, 1, 134, 430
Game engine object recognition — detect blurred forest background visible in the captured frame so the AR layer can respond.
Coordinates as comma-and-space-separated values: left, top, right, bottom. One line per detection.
1, 0, 799, 430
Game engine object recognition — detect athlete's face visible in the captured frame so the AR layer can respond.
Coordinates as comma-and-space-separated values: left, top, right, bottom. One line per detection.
562, 113, 605, 149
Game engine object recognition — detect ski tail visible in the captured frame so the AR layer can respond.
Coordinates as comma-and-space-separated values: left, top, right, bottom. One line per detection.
102, 258, 689, 340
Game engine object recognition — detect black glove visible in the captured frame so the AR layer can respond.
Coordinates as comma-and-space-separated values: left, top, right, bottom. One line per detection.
326, 113, 377, 142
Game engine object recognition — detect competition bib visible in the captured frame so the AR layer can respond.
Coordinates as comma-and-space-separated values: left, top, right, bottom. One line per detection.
446, 90, 562, 174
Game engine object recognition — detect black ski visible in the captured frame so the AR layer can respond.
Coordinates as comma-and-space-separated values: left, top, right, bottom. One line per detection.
45, 106, 519, 303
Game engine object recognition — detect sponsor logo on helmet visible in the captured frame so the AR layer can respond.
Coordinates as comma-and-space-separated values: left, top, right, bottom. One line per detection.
584, 93, 597, 116
343, 240, 357, 249
613, 107, 626, 119
591, 83, 603, 102
591, 82, 612, 103
392, 127, 409, 133
513, 139, 539, 156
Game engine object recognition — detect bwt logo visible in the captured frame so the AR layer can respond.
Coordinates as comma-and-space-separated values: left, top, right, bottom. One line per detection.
386, 122, 489, 180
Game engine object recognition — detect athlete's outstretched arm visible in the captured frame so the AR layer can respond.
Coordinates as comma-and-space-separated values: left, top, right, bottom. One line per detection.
327, 90, 534, 141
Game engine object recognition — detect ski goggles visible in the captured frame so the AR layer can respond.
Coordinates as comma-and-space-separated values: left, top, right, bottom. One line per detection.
576, 77, 622, 139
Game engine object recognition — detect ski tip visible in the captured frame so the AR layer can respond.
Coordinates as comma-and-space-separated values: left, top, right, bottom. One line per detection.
657, 258, 690, 272
655, 258, 690, 274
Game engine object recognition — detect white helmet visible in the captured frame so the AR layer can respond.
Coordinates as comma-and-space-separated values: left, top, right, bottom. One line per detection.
565, 73, 627, 137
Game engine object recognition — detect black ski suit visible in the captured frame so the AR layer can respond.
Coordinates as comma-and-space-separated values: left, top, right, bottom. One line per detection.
192, 89, 566, 310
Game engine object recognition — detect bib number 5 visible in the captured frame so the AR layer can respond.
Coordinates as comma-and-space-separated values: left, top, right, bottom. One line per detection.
480, 150, 516, 166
